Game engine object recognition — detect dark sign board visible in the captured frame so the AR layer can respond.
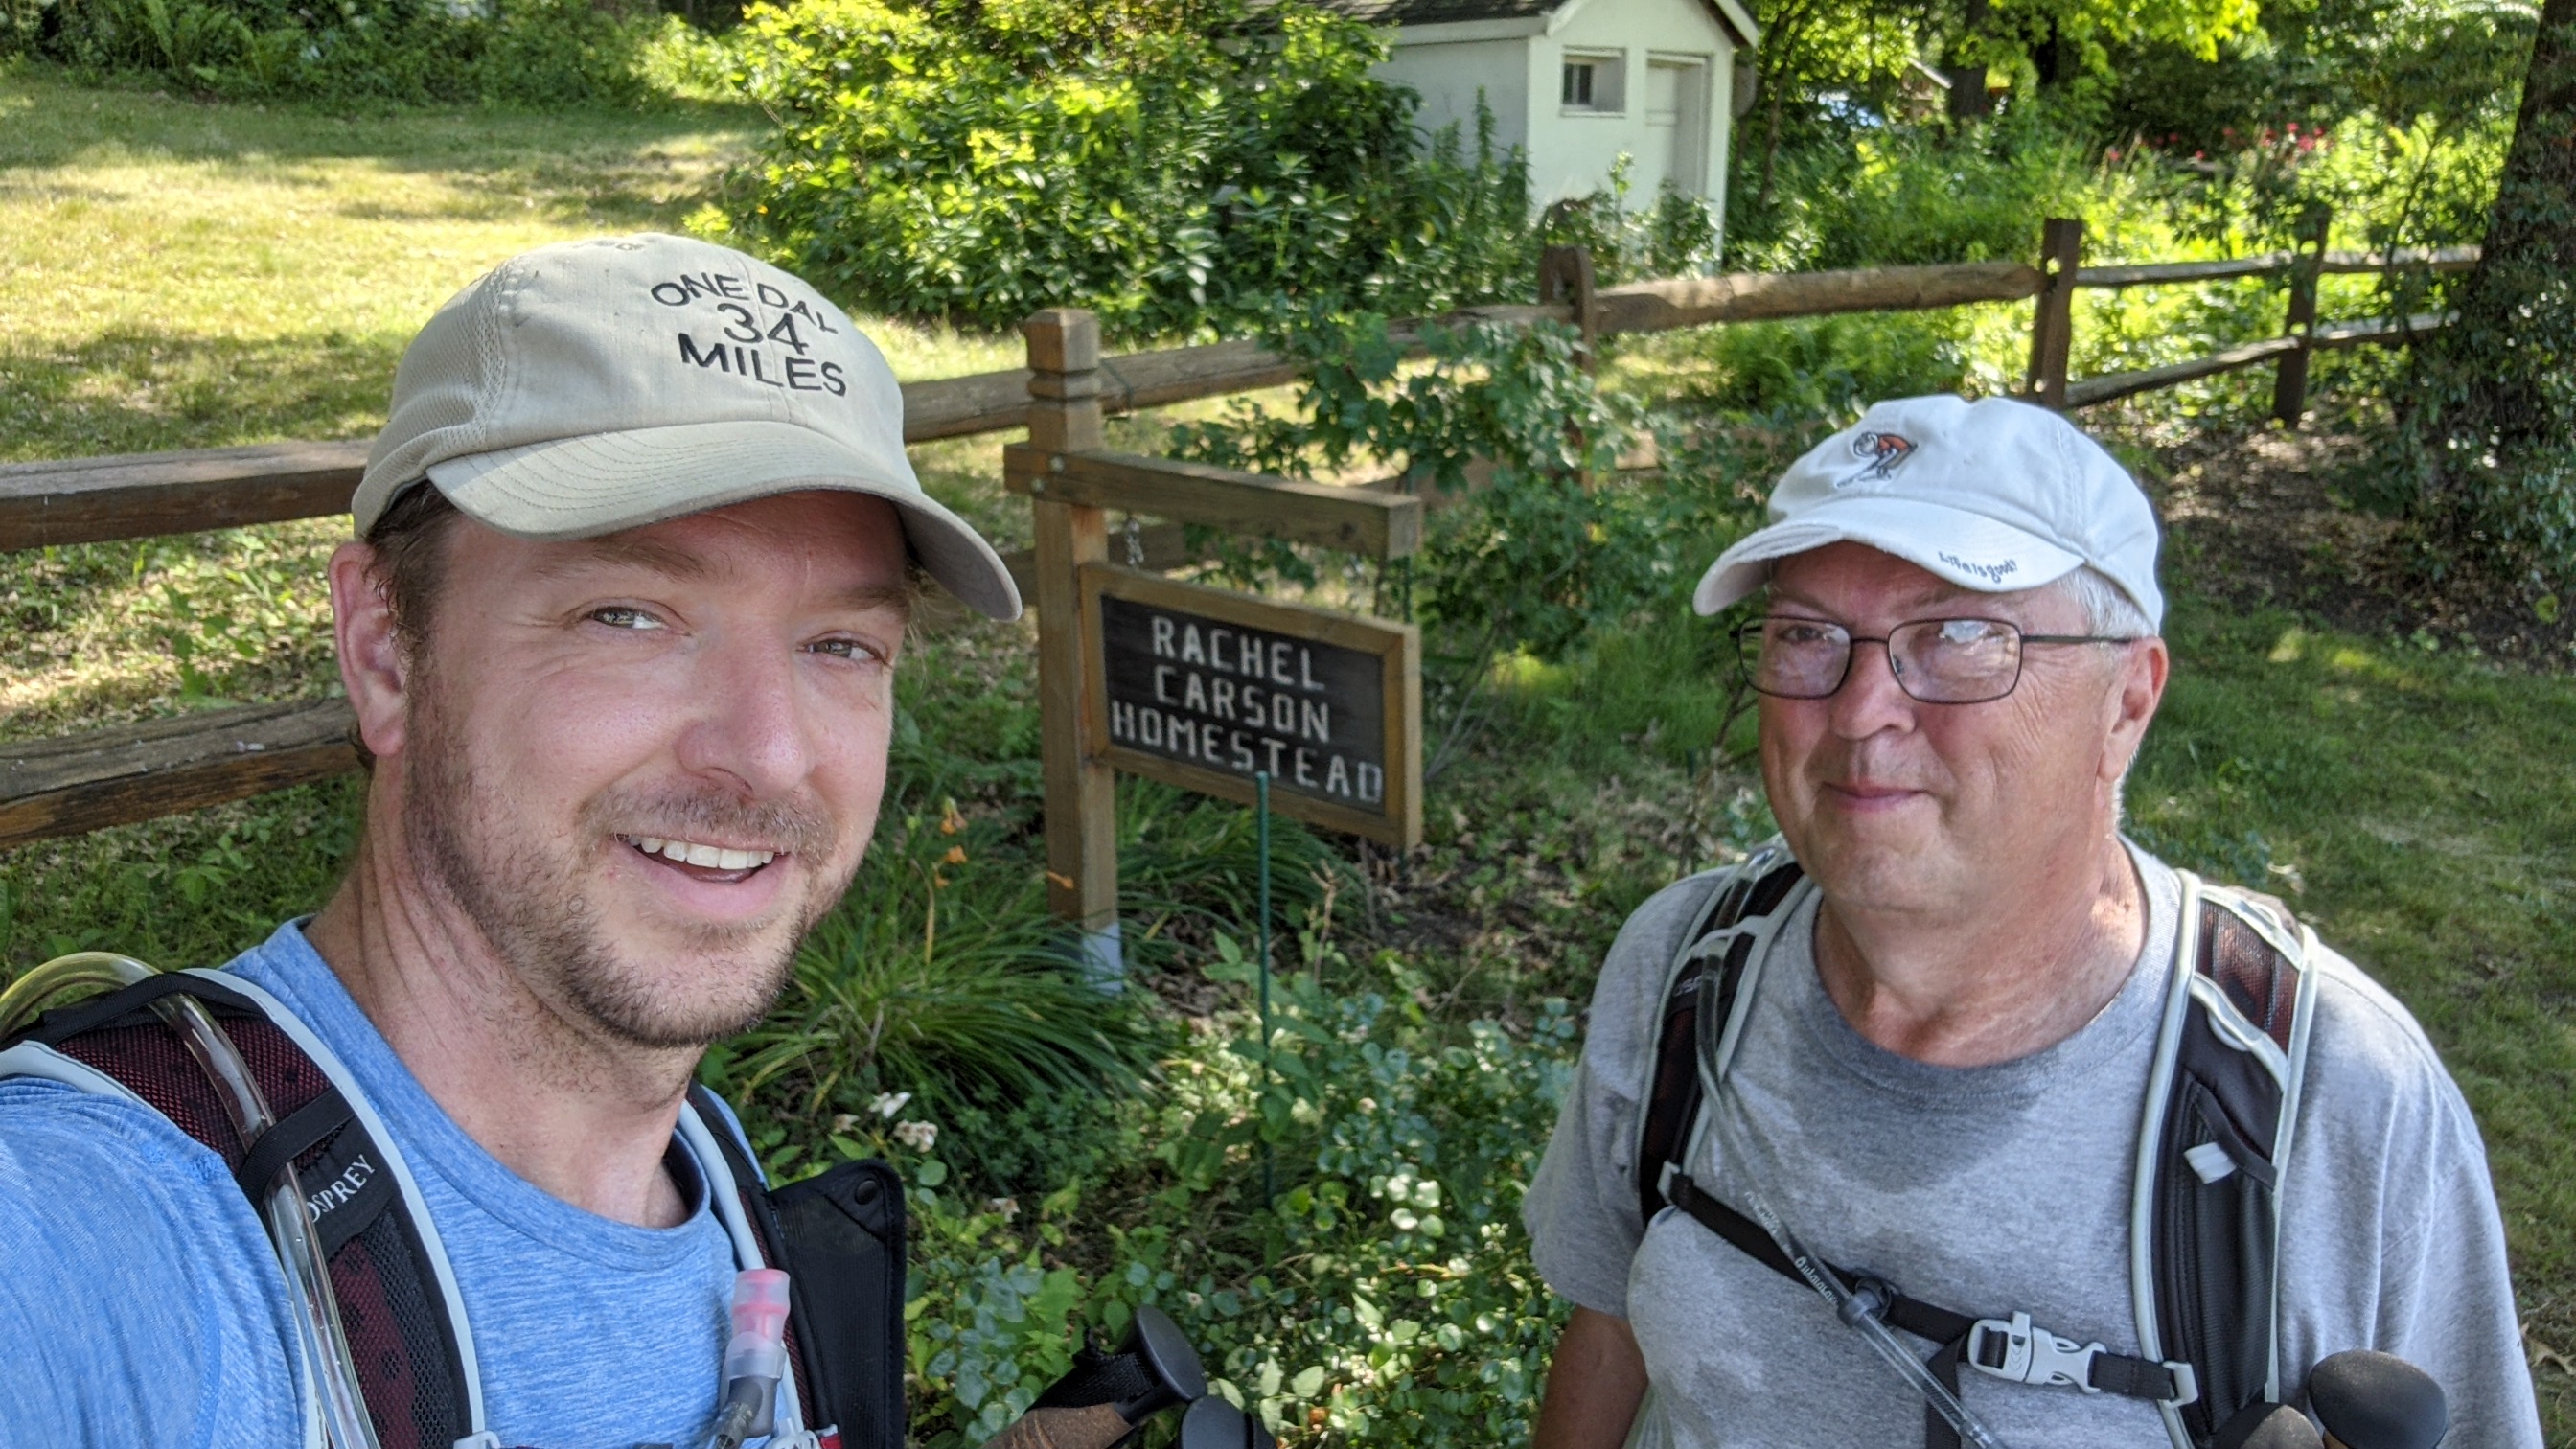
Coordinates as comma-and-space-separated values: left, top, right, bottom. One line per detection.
1081, 565, 1421, 848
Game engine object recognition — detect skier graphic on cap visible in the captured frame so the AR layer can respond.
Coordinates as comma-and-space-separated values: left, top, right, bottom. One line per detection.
1846, 428, 1917, 483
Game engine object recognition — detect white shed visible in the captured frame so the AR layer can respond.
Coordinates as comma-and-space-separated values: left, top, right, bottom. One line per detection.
1315, 0, 1760, 211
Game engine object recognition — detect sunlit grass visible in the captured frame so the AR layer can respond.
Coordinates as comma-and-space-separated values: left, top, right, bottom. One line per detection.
0, 66, 1018, 470
0, 66, 1024, 740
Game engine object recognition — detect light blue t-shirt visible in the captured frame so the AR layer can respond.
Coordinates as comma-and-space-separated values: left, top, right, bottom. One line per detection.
0, 920, 769, 1449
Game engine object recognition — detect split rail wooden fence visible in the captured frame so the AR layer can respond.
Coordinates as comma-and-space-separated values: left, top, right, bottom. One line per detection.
0, 216, 2476, 852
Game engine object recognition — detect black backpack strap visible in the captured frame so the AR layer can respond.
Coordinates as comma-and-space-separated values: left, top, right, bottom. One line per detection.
6, 969, 480, 1449
2137, 879, 2317, 1448
1634, 846, 1805, 1227
687, 1084, 910, 1449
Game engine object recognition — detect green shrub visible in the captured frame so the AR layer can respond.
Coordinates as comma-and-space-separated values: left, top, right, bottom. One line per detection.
1172, 310, 1742, 667
18, 0, 659, 106
731, 0, 1533, 337
1637, 310, 1978, 419
1537, 155, 1724, 284
809, 936, 1587, 1449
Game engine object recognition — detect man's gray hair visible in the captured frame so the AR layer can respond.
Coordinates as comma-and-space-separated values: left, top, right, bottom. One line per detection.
2050, 564, 2154, 824
2055, 564, 2154, 638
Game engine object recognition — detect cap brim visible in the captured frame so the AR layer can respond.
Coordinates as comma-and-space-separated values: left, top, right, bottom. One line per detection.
1693, 495, 2084, 615
426, 420, 1022, 621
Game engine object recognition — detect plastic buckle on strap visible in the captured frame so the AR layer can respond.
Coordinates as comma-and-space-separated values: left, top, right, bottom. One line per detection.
2162, 1359, 2201, 1409
1966, 1311, 2107, 1392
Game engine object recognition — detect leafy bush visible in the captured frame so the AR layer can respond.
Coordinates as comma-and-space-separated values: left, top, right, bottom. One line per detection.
730, 0, 1534, 336
12, 0, 660, 106
1171, 311, 1741, 666
791, 934, 1585, 1449
1537, 156, 1724, 285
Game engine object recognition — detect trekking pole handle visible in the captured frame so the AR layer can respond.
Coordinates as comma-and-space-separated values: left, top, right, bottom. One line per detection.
2308, 1350, 2447, 1449
978, 1403, 1132, 1449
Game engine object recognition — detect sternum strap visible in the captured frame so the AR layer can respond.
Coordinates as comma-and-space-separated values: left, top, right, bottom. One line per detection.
1661, 1173, 2184, 1448
234, 1084, 353, 1200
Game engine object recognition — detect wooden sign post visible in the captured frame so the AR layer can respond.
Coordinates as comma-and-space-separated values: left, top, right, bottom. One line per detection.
1022, 310, 1120, 980
1012, 309, 1426, 977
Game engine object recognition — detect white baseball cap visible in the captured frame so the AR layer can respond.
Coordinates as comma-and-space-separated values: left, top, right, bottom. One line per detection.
355, 233, 1022, 620
1692, 395, 2163, 630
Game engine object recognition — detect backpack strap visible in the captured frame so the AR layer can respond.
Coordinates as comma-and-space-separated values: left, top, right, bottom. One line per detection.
684, 1085, 912, 1449
2133, 874, 2319, 1449
1637, 855, 2253, 1449
1634, 841, 1805, 1227
2, 968, 487, 1449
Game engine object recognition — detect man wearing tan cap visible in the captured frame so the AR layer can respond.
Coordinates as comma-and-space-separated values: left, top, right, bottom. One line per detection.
0, 235, 1018, 1447
1522, 397, 2538, 1449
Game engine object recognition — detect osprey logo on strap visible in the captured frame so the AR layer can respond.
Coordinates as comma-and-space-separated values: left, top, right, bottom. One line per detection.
1632, 844, 2314, 1449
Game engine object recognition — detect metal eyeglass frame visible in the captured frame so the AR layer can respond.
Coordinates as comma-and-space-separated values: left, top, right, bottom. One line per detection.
1731, 617, 2143, 705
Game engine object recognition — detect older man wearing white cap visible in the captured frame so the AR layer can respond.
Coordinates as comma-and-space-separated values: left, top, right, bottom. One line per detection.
1522, 397, 2540, 1449
0, 236, 1019, 1448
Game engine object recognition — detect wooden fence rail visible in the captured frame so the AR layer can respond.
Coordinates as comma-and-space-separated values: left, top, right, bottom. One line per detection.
0, 219, 2480, 849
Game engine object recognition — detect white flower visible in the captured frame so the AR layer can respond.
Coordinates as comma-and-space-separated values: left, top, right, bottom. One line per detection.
892, 1119, 938, 1152
870, 1091, 913, 1119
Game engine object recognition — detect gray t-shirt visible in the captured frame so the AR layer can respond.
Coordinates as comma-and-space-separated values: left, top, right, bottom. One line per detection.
1524, 843, 2542, 1448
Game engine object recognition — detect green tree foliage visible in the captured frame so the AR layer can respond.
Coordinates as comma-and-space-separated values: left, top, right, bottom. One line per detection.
732, 0, 1532, 336
2392, 0, 2576, 583
1732, 0, 2261, 215
2101, 0, 2535, 156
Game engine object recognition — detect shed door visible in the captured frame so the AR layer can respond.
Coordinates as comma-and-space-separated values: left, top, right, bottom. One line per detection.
1643, 58, 1710, 196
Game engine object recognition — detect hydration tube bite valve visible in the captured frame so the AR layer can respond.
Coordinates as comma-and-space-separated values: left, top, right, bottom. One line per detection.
703, 1269, 793, 1449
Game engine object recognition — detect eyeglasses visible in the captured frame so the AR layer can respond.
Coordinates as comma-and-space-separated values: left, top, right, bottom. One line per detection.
1733, 616, 2141, 704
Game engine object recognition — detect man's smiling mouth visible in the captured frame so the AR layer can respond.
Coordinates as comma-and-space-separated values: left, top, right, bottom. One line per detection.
618, 834, 779, 876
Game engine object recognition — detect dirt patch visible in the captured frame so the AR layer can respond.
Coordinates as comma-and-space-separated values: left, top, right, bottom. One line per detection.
2137, 419, 2576, 667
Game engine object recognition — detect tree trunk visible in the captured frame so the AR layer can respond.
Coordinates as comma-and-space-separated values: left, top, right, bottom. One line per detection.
2440, 0, 2576, 451
2410, 0, 2576, 569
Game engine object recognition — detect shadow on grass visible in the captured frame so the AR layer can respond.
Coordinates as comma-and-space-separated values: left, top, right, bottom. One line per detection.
0, 63, 761, 168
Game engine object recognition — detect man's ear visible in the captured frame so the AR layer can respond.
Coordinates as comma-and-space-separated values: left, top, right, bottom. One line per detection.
329, 540, 411, 762
2101, 635, 2170, 786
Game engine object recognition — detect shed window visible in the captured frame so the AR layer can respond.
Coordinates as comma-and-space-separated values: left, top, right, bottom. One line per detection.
1561, 52, 1624, 113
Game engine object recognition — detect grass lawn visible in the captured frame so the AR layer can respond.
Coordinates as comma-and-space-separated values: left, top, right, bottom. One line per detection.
0, 66, 1023, 467
3, 66, 2572, 1443
0, 62, 1033, 739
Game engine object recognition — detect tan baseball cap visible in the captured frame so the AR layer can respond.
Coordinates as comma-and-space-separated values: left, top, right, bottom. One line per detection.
355, 233, 1022, 620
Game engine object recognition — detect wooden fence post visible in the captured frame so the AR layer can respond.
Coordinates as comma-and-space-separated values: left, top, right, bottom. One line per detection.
2024, 217, 2083, 409
1539, 244, 1598, 370
1023, 307, 1122, 982
2273, 204, 2330, 427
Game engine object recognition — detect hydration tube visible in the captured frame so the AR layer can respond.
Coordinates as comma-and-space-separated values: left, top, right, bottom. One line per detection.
1709, 1105, 2012, 1449
702, 1269, 793, 1449
33, 954, 385, 1449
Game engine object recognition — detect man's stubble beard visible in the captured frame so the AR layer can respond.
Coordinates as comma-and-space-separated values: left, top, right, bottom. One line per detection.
402, 664, 850, 1050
